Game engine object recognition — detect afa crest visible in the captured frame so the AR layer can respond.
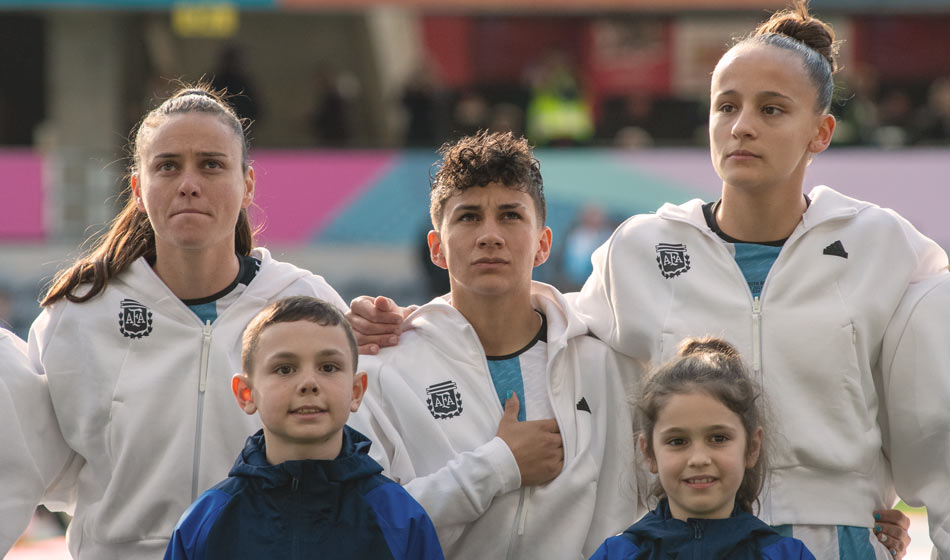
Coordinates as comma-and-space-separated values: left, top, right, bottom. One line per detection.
426, 380, 463, 419
119, 298, 153, 339
655, 243, 691, 279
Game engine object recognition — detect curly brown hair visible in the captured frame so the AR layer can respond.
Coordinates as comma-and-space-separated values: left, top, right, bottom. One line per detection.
429, 130, 545, 230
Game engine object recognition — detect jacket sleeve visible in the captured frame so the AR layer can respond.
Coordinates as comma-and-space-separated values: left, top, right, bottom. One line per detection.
348, 363, 521, 549
588, 535, 638, 560
0, 328, 75, 554
887, 208, 948, 283
363, 482, 445, 560
163, 489, 231, 560
878, 273, 950, 559
25, 308, 84, 512
580, 340, 644, 556
571, 233, 621, 352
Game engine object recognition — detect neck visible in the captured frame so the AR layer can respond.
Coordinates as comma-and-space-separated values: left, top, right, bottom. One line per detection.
152, 246, 241, 300
451, 285, 540, 356
717, 184, 807, 242
264, 430, 343, 464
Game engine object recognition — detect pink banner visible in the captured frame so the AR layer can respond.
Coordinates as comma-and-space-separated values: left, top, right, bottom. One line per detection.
0, 150, 44, 239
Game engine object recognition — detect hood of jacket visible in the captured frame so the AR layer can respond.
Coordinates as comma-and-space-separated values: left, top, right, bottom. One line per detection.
654, 185, 874, 242
406, 280, 590, 354
624, 498, 778, 558
230, 425, 383, 492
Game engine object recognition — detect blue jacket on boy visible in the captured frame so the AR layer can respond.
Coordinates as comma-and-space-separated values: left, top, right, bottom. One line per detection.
164, 426, 443, 560
590, 499, 814, 560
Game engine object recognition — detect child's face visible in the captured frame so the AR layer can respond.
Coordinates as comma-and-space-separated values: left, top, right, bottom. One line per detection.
233, 320, 366, 463
642, 391, 762, 521
428, 182, 551, 300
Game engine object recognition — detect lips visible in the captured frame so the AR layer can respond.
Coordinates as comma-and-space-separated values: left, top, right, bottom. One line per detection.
472, 257, 508, 266
727, 149, 760, 159
683, 476, 718, 488
290, 406, 326, 415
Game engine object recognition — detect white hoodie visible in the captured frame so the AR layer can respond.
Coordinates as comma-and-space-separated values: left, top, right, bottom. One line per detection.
0, 329, 73, 554
574, 186, 948, 530
880, 273, 950, 558
28, 247, 345, 560
348, 282, 643, 560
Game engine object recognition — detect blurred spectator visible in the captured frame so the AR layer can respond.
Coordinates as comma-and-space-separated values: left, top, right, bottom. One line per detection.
913, 77, 950, 145
525, 52, 594, 147
834, 66, 880, 146
875, 89, 913, 148
600, 93, 656, 147
402, 64, 445, 147
557, 205, 612, 291
488, 102, 524, 137
212, 46, 260, 126
452, 89, 491, 138
310, 67, 357, 147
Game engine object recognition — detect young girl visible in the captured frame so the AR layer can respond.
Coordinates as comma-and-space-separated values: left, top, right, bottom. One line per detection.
28, 85, 345, 559
591, 337, 813, 559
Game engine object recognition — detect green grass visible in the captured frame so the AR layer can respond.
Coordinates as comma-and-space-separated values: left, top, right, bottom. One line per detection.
895, 500, 927, 514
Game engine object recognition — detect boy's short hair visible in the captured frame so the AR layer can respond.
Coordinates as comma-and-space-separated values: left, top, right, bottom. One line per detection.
241, 296, 358, 375
430, 130, 545, 230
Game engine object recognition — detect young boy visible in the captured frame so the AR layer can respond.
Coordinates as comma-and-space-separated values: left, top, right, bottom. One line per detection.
348, 131, 642, 559
164, 296, 443, 560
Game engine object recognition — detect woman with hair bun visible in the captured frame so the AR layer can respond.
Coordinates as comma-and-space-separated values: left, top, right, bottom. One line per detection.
576, 2, 948, 558
27, 84, 346, 559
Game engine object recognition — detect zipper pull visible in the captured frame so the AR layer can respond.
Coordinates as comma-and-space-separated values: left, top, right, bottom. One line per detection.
198, 320, 212, 393
292, 477, 299, 491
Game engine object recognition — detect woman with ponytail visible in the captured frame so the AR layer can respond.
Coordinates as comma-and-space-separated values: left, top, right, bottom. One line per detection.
575, 3, 948, 558
28, 84, 345, 559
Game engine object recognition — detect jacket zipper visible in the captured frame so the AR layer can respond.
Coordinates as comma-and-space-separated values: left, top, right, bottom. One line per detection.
506, 488, 528, 560
191, 320, 213, 500
751, 296, 762, 376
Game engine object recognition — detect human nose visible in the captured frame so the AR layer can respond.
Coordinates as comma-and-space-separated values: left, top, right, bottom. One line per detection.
298, 371, 320, 394
687, 446, 712, 467
731, 108, 757, 139
177, 170, 201, 198
476, 219, 504, 248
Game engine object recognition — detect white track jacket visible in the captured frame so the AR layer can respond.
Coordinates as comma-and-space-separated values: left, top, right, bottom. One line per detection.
349, 282, 642, 560
574, 186, 948, 536
0, 329, 72, 554
880, 274, 950, 558
28, 248, 345, 560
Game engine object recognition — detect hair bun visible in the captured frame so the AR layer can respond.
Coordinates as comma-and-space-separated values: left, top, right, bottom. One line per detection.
755, 1, 837, 72
678, 336, 740, 359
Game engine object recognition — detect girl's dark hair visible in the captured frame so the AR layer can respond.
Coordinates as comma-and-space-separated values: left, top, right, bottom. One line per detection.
735, 0, 839, 112
42, 83, 254, 306
637, 336, 769, 514
429, 130, 545, 229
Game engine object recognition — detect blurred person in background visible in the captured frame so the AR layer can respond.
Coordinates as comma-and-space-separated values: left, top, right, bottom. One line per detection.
347, 3, 948, 558
27, 84, 345, 559
912, 77, 950, 145
211, 46, 260, 129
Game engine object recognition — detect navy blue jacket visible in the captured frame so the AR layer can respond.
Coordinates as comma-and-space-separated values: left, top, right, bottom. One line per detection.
590, 499, 815, 560
164, 426, 443, 560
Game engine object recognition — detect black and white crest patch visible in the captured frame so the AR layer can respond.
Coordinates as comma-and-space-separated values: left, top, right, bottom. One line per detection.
119, 298, 153, 339
656, 243, 691, 278
426, 380, 463, 419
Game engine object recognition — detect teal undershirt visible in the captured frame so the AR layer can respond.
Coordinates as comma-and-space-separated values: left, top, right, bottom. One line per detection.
733, 243, 783, 298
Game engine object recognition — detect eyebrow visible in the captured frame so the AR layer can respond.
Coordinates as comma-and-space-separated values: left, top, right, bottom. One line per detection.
658, 424, 738, 435
151, 151, 230, 160
451, 202, 527, 213
715, 89, 795, 103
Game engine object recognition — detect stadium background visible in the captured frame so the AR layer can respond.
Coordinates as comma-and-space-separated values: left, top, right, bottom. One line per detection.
0, 0, 946, 557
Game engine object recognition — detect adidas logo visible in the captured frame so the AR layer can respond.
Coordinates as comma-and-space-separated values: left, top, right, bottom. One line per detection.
576, 397, 591, 414
823, 240, 848, 259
